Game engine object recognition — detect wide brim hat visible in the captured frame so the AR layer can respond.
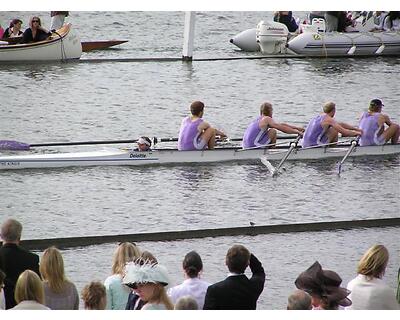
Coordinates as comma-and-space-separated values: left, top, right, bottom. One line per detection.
122, 261, 170, 288
295, 261, 352, 307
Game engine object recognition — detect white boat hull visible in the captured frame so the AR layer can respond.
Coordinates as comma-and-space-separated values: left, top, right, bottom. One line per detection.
0, 24, 81, 62
287, 31, 400, 56
0, 144, 398, 170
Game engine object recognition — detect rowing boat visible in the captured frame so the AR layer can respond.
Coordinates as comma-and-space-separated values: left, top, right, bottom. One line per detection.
0, 144, 398, 170
0, 24, 81, 62
81, 40, 128, 52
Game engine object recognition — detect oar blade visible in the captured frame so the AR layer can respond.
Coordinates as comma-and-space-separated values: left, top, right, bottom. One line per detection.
0, 140, 31, 151
260, 155, 276, 175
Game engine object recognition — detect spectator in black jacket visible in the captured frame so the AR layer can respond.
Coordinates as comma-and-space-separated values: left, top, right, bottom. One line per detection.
203, 244, 265, 309
0, 218, 40, 309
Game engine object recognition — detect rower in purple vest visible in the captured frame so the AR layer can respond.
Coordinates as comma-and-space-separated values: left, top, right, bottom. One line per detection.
178, 101, 226, 151
359, 99, 400, 146
302, 102, 362, 148
242, 102, 304, 149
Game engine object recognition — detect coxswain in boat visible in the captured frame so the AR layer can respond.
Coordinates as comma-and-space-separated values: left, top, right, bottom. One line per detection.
302, 102, 362, 148
133, 136, 152, 151
177, 101, 226, 151
359, 99, 400, 146
242, 102, 304, 149
21, 16, 52, 44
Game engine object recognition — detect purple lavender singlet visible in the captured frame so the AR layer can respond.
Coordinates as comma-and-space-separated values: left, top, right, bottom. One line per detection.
242, 116, 270, 148
177, 117, 205, 151
302, 114, 328, 148
359, 112, 384, 146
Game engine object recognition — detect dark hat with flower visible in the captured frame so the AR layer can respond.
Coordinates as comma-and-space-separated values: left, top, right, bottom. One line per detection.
295, 261, 352, 307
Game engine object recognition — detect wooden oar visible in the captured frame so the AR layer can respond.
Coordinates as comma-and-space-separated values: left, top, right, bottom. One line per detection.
337, 137, 360, 176
260, 135, 302, 177
0, 134, 299, 151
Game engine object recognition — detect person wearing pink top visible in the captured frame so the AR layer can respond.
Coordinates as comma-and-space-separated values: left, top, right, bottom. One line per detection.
359, 99, 399, 146
302, 101, 362, 148
178, 101, 226, 151
242, 102, 304, 149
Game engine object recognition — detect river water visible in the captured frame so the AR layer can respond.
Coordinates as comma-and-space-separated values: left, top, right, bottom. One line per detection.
0, 11, 399, 309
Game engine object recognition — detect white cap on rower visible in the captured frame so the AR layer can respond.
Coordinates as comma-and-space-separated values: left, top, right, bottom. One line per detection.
137, 137, 151, 146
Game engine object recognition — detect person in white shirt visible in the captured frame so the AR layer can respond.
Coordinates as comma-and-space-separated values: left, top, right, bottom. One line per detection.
168, 251, 210, 309
346, 244, 399, 310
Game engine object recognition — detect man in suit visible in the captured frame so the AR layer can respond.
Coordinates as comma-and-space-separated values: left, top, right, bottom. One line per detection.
0, 218, 40, 309
203, 244, 265, 309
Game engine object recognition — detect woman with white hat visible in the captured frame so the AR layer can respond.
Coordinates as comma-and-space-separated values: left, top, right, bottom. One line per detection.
123, 260, 173, 310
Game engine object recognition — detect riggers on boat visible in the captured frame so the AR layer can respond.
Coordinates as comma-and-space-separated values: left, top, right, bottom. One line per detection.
0, 144, 398, 170
0, 24, 82, 62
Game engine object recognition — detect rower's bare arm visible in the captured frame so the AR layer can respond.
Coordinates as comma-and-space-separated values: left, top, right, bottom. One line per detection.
332, 122, 360, 137
338, 122, 360, 131
382, 114, 392, 126
282, 123, 305, 133
272, 123, 303, 135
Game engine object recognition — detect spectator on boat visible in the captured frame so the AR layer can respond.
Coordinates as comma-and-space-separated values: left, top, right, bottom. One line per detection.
302, 102, 362, 148
104, 242, 141, 310
11, 270, 49, 310
346, 244, 399, 309
2, 19, 23, 38
21, 16, 51, 44
81, 281, 107, 310
178, 101, 226, 151
372, 11, 388, 31
295, 261, 352, 310
287, 289, 312, 310
134, 136, 152, 151
40, 246, 79, 310
50, 11, 69, 31
383, 11, 400, 31
324, 11, 351, 32
0, 218, 40, 309
203, 245, 265, 310
242, 102, 304, 149
0, 23, 4, 38
0, 269, 5, 310
174, 295, 199, 309
168, 250, 210, 309
359, 99, 400, 146
123, 260, 174, 310
273, 11, 298, 32
125, 250, 157, 310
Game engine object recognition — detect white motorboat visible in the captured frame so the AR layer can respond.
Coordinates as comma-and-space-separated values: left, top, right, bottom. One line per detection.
0, 24, 82, 62
0, 143, 398, 170
231, 17, 400, 57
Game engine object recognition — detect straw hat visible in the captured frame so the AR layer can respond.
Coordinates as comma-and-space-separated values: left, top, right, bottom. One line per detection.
122, 260, 169, 289
295, 261, 352, 307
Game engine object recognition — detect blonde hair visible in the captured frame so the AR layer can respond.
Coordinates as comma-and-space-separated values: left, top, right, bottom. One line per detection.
149, 283, 174, 310
40, 246, 69, 293
323, 102, 336, 114
14, 270, 45, 304
112, 242, 141, 275
260, 102, 273, 116
357, 244, 389, 279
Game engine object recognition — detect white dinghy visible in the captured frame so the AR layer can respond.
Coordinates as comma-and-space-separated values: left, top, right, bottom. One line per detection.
0, 24, 82, 62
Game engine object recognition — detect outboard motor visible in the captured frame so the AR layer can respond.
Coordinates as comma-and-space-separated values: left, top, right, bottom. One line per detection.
256, 20, 289, 54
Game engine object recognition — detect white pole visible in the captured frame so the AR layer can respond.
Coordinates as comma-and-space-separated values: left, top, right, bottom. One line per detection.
182, 11, 195, 61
